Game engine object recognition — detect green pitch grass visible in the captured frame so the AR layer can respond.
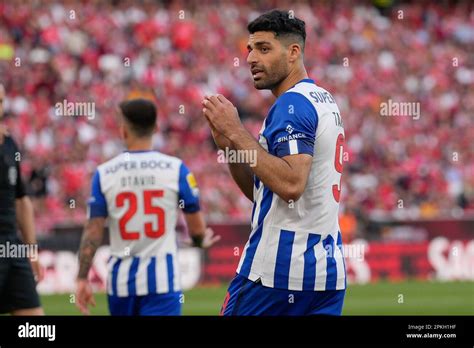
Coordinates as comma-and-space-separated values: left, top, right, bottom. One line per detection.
40, 281, 474, 315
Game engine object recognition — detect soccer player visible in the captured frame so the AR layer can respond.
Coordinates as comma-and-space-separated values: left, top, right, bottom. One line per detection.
202, 10, 346, 315
76, 98, 220, 315
0, 83, 44, 315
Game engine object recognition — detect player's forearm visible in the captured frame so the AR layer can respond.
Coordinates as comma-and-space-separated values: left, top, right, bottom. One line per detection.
184, 211, 214, 248
77, 218, 105, 280
184, 211, 206, 238
229, 128, 304, 202
15, 196, 37, 245
228, 162, 254, 201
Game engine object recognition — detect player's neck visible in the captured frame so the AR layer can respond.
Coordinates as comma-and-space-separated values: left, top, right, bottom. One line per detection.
126, 138, 153, 152
272, 67, 308, 98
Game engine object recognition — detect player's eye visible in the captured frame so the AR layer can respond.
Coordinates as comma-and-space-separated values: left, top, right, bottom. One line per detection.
261, 47, 269, 53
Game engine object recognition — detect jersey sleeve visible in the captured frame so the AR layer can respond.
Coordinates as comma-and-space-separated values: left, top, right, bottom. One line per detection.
178, 162, 200, 213
87, 170, 108, 218
267, 92, 318, 158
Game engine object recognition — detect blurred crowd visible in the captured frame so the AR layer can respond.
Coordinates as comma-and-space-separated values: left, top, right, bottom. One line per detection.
0, 0, 472, 236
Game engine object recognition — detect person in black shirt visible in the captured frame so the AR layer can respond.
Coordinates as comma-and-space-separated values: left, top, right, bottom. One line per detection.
0, 83, 43, 315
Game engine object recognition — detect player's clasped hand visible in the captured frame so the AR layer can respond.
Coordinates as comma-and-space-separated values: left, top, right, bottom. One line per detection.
75, 279, 96, 315
202, 94, 243, 140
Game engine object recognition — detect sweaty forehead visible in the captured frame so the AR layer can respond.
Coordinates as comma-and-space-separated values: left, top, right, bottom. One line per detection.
248, 31, 277, 46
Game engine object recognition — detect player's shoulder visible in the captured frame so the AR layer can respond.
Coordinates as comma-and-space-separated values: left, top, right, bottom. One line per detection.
288, 79, 338, 107
146, 151, 184, 167
3, 135, 18, 150
269, 80, 319, 123
96, 152, 127, 172
96, 151, 184, 172
275, 79, 320, 110
286, 78, 332, 100
152, 151, 181, 162
286, 78, 317, 94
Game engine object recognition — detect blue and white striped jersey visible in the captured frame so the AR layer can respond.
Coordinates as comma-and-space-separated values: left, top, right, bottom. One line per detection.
236, 79, 346, 291
87, 150, 200, 297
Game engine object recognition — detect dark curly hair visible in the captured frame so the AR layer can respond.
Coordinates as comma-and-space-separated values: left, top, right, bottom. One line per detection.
119, 99, 157, 138
247, 9, 306, 51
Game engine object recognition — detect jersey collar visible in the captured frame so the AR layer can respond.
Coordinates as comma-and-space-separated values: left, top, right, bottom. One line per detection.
295, 78, 315, 85
123, 150, 155, 153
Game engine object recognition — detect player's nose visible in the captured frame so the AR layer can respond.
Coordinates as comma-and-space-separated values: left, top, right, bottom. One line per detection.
246, 50, 258, 65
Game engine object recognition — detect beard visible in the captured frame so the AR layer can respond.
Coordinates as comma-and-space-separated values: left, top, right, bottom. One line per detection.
252, 60, 289, 90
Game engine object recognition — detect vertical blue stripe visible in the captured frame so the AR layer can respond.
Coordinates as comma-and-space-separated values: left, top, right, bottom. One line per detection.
254, 176, 260, 190
323, 235, 337, 290
239, 187, 273, 277
337, 231, 346, 288
303, 233, 321, 291
274, 230, 295, 288
111, 258, 122, 296
250, 177, 259, 224
336, 231, 343, 249
250, 200, 257, 224
147, 257, 157, 294
166, 254, 174, 292
127, 257, 140, 296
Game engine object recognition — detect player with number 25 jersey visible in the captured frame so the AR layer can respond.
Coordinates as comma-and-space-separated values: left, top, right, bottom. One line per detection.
76, 99, 219, 316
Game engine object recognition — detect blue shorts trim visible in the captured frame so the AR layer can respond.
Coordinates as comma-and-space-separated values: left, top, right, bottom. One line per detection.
220, 274, 345, 316
108, 291, 182, 316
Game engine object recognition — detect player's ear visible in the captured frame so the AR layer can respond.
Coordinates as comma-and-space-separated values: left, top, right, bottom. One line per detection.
288, 43, 301, 63
119, 123, 127, 140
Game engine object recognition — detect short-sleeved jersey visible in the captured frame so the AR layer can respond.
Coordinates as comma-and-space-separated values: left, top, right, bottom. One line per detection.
88, 150, 200, 297
0, 136, 26, 237
236, 79, 346, 291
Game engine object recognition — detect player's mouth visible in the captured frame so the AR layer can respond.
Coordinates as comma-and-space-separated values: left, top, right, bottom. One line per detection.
251, 69, 264, 80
